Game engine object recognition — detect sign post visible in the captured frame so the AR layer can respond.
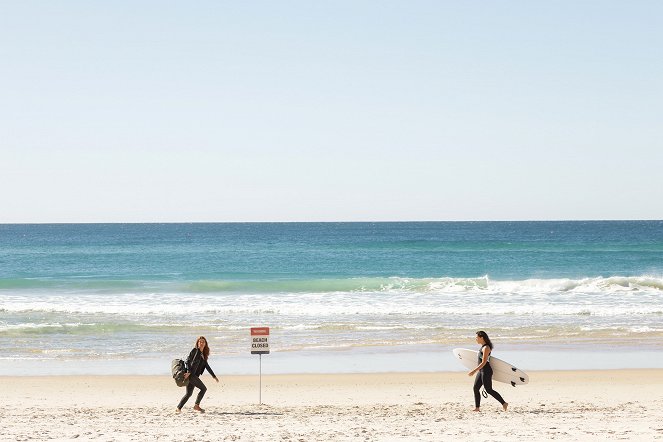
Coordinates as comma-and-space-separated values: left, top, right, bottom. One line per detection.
250, 327, 270, 404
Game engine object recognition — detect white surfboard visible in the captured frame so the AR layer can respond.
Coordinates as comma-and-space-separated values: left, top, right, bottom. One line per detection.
453, 348, 529, 386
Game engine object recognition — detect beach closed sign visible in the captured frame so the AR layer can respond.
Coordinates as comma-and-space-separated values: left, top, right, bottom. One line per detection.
251, 327, 270, 355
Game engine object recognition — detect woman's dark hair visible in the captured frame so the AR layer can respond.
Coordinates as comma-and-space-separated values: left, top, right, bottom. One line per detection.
195, 336, 210, 360
476, 330, 494, 349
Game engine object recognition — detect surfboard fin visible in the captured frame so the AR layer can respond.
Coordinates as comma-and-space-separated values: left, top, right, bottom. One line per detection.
511, 381, 516, 387
520, 377, 525, 382
511, 367, 516, 372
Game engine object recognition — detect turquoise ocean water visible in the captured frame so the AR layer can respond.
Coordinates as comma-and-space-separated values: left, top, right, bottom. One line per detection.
1, 221, 662, 375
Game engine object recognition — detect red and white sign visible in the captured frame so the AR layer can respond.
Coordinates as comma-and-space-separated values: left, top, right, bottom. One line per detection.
250, 327, 270, 355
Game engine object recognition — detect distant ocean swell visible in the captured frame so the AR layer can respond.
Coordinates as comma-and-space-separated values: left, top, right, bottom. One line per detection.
2, 275, 663, 293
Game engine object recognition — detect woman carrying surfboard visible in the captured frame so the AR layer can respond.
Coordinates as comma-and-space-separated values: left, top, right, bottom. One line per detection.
468, 331, 508, 412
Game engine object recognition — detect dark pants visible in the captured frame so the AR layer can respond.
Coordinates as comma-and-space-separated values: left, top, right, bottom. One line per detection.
177, 375, 207, 409
473, 367, 505, 408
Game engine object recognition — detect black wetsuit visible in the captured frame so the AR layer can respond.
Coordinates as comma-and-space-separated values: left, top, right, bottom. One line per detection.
177, 347, 217, 409
473, 344, 506, 408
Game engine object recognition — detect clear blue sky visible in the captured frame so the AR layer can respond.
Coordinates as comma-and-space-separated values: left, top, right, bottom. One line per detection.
1, 1, 661, 222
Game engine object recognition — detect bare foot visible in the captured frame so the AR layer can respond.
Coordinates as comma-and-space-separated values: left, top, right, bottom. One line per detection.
473, 407, 480, 412
193, 404, 205, 413
503, 402, 509, 411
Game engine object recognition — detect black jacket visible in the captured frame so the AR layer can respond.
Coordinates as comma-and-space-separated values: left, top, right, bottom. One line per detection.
186, 347, 217, 378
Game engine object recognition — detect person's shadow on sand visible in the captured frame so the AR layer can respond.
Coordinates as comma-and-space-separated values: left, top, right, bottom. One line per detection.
205, 410, 284, 417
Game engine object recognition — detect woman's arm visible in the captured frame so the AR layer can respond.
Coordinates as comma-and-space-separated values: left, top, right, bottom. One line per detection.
185, 348, 197, 372
467, 346, 491, 376
182, 348, 197, 379
205, 362, 219, 382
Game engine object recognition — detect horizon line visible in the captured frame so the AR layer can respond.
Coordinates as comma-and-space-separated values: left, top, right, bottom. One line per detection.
1, 219, 662, 225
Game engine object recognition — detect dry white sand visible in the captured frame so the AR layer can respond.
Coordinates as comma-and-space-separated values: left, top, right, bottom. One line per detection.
2, 370, 662, 441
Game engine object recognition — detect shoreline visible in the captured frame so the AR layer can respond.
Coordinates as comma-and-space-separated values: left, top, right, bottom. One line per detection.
5, 345, 663, 376
4, 369, 663, 440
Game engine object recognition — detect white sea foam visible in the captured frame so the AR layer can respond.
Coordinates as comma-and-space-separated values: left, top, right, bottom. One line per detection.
2, 277, 662, 318
2, 275, 663, 362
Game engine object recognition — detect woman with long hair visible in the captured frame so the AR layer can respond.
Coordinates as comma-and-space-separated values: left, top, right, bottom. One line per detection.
176, 336, 219, 413
468, 330, 508, 412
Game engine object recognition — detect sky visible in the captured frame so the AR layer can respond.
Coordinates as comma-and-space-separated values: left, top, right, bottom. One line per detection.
1, 1, 662, 222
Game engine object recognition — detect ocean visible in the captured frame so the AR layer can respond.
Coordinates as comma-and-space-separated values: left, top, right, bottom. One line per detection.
1, 221, 662, 375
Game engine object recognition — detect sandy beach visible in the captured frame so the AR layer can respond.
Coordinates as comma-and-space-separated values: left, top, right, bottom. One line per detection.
2, 369, 662, 441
